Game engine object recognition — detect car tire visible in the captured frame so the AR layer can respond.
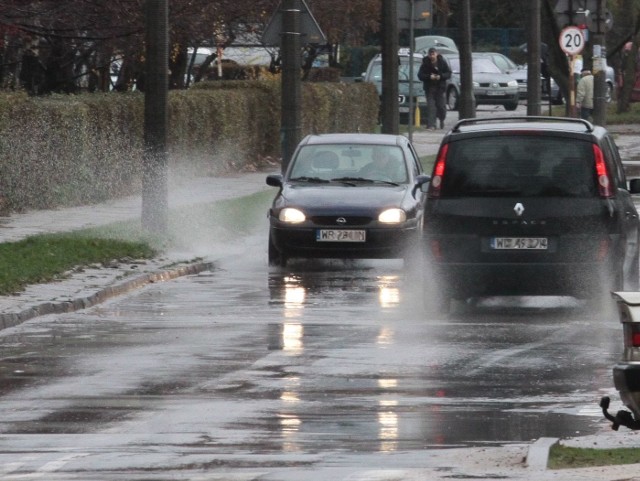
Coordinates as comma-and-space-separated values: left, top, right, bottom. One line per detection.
447, 88, 459, 111
504, 101, 519, 111
552, 90, 564, 105
606, 82, 614, 103
268, 235, 287, 268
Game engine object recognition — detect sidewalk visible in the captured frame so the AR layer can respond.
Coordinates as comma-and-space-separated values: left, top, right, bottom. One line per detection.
2, 126, 640, 480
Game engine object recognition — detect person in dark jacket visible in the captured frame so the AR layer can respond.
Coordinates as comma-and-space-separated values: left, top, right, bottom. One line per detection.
418, 47, 451, 130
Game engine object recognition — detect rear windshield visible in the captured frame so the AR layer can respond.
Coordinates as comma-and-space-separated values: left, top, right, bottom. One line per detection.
439, 136, 597, 198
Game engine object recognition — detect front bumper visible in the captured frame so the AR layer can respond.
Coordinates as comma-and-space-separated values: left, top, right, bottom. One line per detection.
270, 225, 419, 260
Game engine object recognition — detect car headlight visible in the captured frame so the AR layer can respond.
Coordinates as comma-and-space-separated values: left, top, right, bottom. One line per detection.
473, 81, 479, 87
378, 208, 406, 224
279, 208, 306, 223
507, 80, 518, 87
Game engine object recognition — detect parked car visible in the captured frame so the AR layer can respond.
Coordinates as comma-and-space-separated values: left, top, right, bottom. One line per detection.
423, 116, 640, 312
472, 52, 561, 103
362, 49, 426, 124
600, 292, 640, 430
266, 133, 429, 267
443, 55, 520, 111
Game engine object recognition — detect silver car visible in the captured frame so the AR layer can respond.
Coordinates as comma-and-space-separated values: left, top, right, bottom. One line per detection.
443, 55, 520, 111
362, 50, 426, 123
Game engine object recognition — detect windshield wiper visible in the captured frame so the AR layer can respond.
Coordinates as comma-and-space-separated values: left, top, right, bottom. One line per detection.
289, 176, 330, 183
331, 176, 375, 184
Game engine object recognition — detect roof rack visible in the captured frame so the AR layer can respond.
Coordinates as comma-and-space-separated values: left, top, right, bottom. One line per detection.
452, 116, 594, 133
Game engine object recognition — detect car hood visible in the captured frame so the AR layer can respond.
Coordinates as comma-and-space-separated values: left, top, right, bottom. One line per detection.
281, 183, 412, 213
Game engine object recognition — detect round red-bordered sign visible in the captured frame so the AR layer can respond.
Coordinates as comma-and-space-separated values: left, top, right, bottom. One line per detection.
559, 27, 585, 55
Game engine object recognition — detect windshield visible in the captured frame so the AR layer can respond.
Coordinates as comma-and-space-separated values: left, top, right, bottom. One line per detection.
290, 144, 409, 184
369, 58, 422, 82
446, 57, 503, 74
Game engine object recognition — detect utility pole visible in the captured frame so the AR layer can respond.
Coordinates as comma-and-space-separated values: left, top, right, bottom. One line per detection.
381, 0, 399, 134
592, 0, 607, 126
458, 0, 475, 119
527, 0, 542, 115
142, 0, 168, 235
280, 0, 302, 172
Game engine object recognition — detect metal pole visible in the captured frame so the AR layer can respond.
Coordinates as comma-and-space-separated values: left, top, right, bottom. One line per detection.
458, 0, 475, 118
408, 0, 415, 141
527, 0, 542, 116
381, 0, 399, 134
280, 0, 302, 173
142, 0, 168, 235
592, 0, 607, 126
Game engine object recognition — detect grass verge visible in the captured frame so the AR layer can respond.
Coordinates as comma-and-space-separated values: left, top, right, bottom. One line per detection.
548, 443, 640, 469
0, 189, 273, 296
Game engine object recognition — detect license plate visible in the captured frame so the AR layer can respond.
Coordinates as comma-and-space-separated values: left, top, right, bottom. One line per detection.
399, 106, 410, 113
487, 90, 504, 96
491, 237, 548, 250
316, 229, 366, 242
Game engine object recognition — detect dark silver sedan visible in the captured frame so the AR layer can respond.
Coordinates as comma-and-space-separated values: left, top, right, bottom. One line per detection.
443, 55, 520, 111
266, 133, 429, 267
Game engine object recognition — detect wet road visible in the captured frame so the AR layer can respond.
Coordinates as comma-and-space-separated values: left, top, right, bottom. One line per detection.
0, 225, 623, 480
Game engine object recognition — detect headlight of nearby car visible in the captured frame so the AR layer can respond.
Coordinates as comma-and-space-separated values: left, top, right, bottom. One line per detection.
473, 81, 479, 87
378, 208, 406, 224
507, 80, 518, 87
279, 207, 306, 223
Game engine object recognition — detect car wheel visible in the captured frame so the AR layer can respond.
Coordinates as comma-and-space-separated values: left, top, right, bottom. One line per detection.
606, 82, 614, 103
447, 88, 458, 111
268, 234, 287, 267
552, 90, 564, 105
504, 101, 519, 111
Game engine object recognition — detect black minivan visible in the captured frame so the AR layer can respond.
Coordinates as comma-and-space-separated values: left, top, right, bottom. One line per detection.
423, 117, 640, 310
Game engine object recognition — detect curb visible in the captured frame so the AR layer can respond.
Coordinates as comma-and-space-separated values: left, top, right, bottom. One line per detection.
526, 437, 558, 470
0, 260, 215, 330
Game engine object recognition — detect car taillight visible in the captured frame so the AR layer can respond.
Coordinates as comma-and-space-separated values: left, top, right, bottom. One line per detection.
593, 145, 613, 198
429, 144, 449, 198
624, 323, 640, 361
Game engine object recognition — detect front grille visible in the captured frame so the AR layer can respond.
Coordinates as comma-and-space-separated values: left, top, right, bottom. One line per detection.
478, 82, 511, 87
312, 216, 372, 226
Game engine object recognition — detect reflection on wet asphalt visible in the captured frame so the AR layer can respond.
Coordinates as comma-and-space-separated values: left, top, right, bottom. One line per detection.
0, 252, 621, 477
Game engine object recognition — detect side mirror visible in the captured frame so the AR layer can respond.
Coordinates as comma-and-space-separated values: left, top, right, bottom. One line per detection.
412, 174, 431, 197
266, 174, 283, 188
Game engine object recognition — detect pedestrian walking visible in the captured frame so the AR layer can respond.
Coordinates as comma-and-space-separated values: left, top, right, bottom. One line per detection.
418, 47, 451, 130
576, 67, 594, 121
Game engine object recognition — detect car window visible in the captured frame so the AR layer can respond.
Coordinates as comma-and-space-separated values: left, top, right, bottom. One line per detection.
440, 137, 597, 198
290, 144, 409, 183
490, 55, 514, 72
368, 62, 382, 81
472, 58, 502, 74
602, 135, 628, 188
400, 58, 423, 82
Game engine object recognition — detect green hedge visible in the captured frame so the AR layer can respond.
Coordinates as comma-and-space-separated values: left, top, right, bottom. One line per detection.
0, 80, 378, 213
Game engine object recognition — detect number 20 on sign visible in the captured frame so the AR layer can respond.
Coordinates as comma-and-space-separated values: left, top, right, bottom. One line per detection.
559, 26, 585, 56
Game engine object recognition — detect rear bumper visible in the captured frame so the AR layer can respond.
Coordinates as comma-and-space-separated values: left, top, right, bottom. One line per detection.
614, 363, 640, 420
432, 262, 610, 298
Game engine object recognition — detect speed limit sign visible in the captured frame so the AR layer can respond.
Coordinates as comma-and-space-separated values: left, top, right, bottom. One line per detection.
559, 26, 585, 55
